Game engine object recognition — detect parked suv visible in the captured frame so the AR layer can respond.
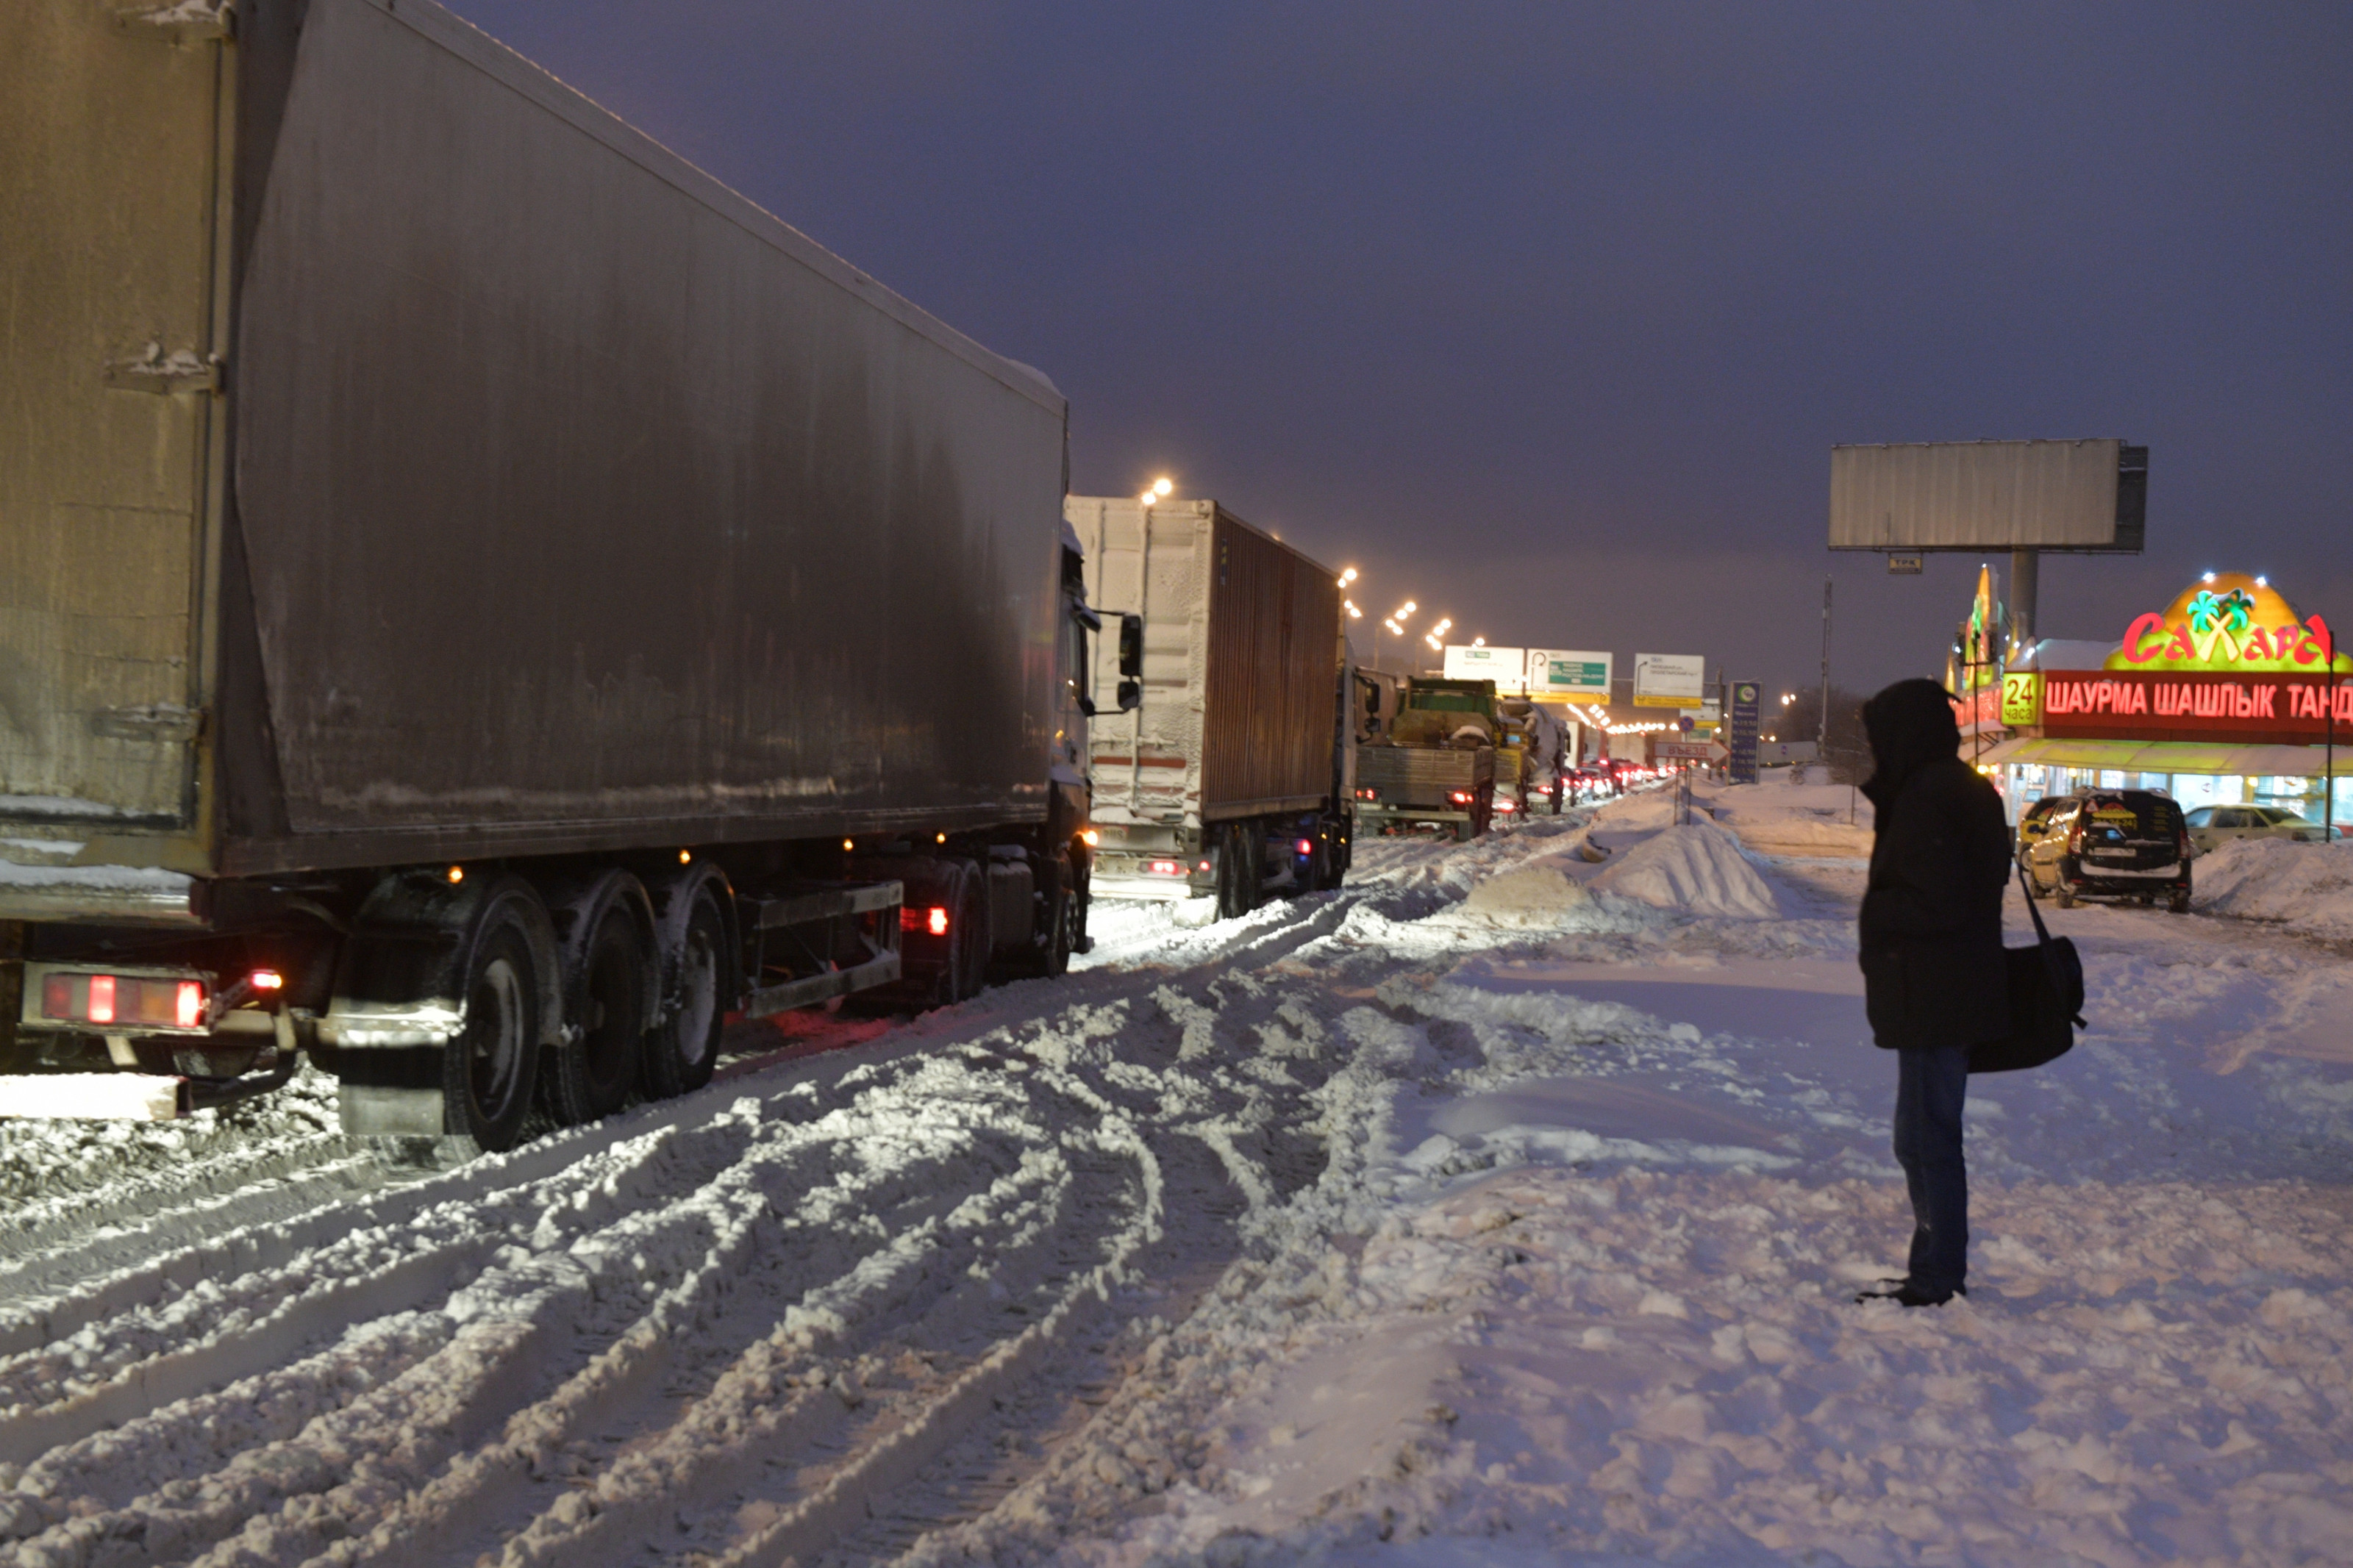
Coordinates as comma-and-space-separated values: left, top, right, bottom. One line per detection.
2022, 790, 2191, 912
2184, 804, 2343, 852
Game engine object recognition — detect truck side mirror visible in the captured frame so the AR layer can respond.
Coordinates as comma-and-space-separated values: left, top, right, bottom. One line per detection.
1118, 614, 1144, 678
1077, 695, 1098, 717
1116, 678, 1141, 713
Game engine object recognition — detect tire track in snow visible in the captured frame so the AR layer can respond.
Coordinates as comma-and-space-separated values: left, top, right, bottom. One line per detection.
0, 865, 1435, 1568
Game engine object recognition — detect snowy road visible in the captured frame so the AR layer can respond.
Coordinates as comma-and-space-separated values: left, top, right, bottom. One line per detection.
3, 784, 2351, 1567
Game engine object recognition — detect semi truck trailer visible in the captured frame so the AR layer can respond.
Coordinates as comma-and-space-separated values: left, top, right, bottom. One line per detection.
0, 0, 1103, 1148
1064, 497, 1348, 920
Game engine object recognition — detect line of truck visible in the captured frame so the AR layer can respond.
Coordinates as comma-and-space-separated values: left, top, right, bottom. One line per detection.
0, 0, 1539, 1146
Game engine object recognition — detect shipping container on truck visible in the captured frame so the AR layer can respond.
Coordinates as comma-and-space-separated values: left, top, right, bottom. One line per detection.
1064, 497, 1348, 920
0, 0, 1106, 1149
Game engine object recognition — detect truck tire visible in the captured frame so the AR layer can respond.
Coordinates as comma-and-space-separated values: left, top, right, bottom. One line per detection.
1037, 849, 1078, 977
443, 900, 546, 1154
543, 875, 656, 1125
1215, 823, 1259, 919
941, 861, 990, 1004
645, 881, 726, 1099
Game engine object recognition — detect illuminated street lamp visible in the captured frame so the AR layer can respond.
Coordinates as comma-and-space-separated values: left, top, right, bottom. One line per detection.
1338, 567, 1358, 588
1138, 476, 1174, 506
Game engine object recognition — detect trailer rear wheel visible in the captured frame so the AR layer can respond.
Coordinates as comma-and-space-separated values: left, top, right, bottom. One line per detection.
547, 906, 651, 1123
645, 884, 726, 1099
443, 914, 543, 1154
1215, 823, 1259, 919
939, 862, 990, 1004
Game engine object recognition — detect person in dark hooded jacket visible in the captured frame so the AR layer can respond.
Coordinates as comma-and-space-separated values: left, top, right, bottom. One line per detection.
1855, 679, 2012, 1306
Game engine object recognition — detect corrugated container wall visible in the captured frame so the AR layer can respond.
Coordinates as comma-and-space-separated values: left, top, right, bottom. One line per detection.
1066, 498, 1338, 826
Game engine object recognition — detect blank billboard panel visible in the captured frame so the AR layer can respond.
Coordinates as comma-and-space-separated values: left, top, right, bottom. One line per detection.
1829, 440, 2146, 553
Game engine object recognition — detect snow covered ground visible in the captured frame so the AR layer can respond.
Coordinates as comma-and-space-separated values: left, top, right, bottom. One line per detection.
2, 782, 2349, 1567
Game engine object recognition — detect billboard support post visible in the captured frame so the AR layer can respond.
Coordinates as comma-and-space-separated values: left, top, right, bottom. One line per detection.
2011, 548, 2038, 661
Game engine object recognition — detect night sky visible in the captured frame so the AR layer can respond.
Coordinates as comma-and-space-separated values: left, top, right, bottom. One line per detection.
447, 1, 2352, 699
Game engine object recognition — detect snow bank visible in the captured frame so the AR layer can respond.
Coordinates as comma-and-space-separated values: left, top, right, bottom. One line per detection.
2194, 837, 2353, 942
1701, 779, 1874, 859
1591, 823, 1780, 918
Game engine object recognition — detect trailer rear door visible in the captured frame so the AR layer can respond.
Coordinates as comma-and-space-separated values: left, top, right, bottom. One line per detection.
0, 7, 227, 826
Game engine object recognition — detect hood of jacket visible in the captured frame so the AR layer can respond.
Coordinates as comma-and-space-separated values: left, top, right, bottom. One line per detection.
1860, 679, 1962, 809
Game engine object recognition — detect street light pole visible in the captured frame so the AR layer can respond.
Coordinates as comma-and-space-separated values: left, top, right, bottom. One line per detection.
1818, 576, 1832, 759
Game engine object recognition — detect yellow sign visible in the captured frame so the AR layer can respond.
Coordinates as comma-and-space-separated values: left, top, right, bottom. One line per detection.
2106, 572, 2349, 674
1999, 670, 2040, 727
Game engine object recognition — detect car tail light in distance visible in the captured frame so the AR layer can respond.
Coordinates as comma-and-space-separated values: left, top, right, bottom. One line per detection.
39, 972, 209, 1031
1354, 787, 1377, 801
1495, 799, 1517, 813
1147, 859, 1184, 876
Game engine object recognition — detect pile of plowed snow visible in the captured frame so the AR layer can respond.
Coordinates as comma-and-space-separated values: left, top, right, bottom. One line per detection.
2194, 836, 2353, 941
1593, 822, 1781, 918
1701, 779, 1874, 858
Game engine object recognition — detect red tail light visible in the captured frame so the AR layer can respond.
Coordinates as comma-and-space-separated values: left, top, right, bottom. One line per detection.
1354, 787, 1377, 801
1147, 859, 1183, 876
1449, 790, 1472, 805
900, 906, 952, 936
38, 971, 209, 1031
1295, 838, 1313, 855
1495, 800, 1517, 813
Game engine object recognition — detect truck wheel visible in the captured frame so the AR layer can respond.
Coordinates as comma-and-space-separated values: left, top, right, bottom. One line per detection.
646, 884, 726, 1099
1214, 826, 1249, 920
543, 876, 655, 1125
1038, 850, 1078, 977
443, 909, 543, 1154
940, 862, 990, 1004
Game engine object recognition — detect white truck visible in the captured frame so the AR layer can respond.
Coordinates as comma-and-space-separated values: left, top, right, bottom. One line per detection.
1064, 497, 1349, 919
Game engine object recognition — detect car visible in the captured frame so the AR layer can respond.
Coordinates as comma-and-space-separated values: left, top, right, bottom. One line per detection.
2021, 790, 2191, 912
2013, 795, 2065, 869
2183, 804, 2343, 852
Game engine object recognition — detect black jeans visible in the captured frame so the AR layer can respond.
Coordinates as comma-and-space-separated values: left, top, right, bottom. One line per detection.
1892, 1045, 1969, 1292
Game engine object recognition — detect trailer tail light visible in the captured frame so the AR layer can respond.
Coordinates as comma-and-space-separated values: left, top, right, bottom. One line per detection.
1449, 790, 1473, 805
38, 972, 209, 1031
251, 970, 285, 992
1198, 859, 1212, 872
1296, 838, 1313, 856
1148, 859, 1183, 876
899, 906, 952, 936
1354, 787, 1377, 801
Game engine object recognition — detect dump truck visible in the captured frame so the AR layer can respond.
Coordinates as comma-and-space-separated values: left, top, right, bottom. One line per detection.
1063, 497, 1348, 920
1353, 679, 1499, 840
0, 0, 1106, 1148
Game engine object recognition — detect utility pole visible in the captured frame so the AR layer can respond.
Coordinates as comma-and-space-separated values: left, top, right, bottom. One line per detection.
1818, 576, 1832, 759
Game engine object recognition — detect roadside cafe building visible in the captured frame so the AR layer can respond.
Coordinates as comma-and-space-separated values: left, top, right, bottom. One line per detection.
1976, 572, 2353, 826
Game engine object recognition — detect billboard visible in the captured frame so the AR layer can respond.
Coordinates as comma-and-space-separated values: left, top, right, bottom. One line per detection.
1442, 644, 1526, 692
1828, 439, 2146, 554
1526, 648, 1612, 701
1633, 652, 1706, 707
